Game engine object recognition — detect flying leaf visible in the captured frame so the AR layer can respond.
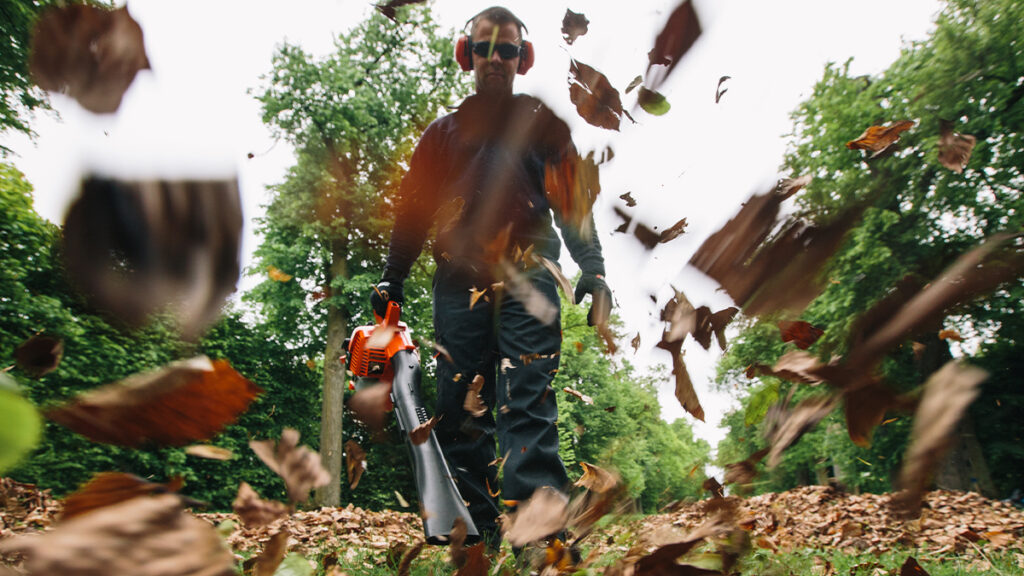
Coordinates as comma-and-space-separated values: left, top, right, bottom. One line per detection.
0, 376, 42, 473
29, 5, 150, 113
63, 177, 243, 339
409, 416, 437, 446
693, 306, 738, 351
574, 462, 619, 493
766, 394, 839, 467
60, 472, 183, 520
625, 75, 643, 94
561, 9, 589, 45
184, 444, 234, 460
900, 557, 931, 576
638, 86, 671, 115
702, 476, 725, 499
645, 1, 702, 91
345, 439, 366, 491
661, 287, 696, 343
893, 362, 987, 517
499, 260, 558, 326
504, 486, 569, 547
937, 329, 962, 341
47, 356, 260, 447
777, 174, 812, 198
454, 543, 489, 576
937, 120, 976, 174
715, 75, 730, 103
843, 379, 907, 447
614, 207, 687, 249
464, 374, 488, 417
347, 380, 394, 434
267, 265, 293, 282
778, 320, 824, 349
657, 337, 704, 421
253, 530, 290, 576
569, 59, 623, 131
724, 448, 770, 487
619, 191, 637, 207
563, 386, 594, 405
232, 482, 289, 529
631, 332, 641, 352
250, 428, 331, 503
0, 494, 235, 576
846, 120, 915, 157
14, 334, 63, 377
375, 0, 427, 22
537, 256, 576, 304
469, 286, 487, 310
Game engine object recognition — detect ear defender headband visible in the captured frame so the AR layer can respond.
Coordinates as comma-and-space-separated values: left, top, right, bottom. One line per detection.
455, 9, 534, 75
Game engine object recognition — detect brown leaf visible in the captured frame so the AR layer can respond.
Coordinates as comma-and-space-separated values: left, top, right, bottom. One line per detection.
253, 530, 290, 576
937, 329, 962, 341
61, 472, 183, 520
30, 5, 150, 113
409, 416, 437, 446
778, 320, 825, 349
620, 191, 637, 207
574, 462, 619, 494
693, 306, 739, 351
232, 482, 289, 529
569, 59, 623, 131
657, 337, 704, 421
633, 513, 733, 576
561, 9, 589, 45
715, 75, 730, 103
499, 260, 559, 326
13, 334, 63, 377
645, 1, 702, 92
846, 120, 915, 156
777, 174, 813, 198
563, 386, 594, 405
631, 332, 641, 353
766, 394, 839, 467
430, 340, 454, 364
893, 361, 987, 518
844, 379, 898, 447
347, 380, 393, 434
464, 374, 488, 417
689, 187, 861, 317
469, 286, 488, 310
375, 0, 427, 22
267, 265, 292, 282
184, 444, 234, 460
47, 356, 260, 447
345, 439, 367, 491
900, 556, 931, 576
661, 287, 696, 343
724, 448, 769, 487
449, 516, 469, 567
702, 476, 725, 499
537, 256, 576, 304
544, 148, 602, 234
0, 494, 234, 576
454, 543, 489, 576
937, 121, 976, 174
614, 207, 687, 250
397, 539, 424, 576
504, 486, 569, 547
62, 177, 242, 338
250, 428, 331, 503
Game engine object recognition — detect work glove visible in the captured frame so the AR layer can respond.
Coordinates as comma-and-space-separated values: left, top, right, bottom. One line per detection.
370, 280, 404, 319
574, 273, 613, 327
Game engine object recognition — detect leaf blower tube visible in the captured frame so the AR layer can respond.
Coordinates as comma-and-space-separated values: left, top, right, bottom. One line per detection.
346, 301, 479, 545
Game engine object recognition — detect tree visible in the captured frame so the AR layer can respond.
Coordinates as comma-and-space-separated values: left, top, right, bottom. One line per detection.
250, 4, 467, 506
715, 0, 1022, 495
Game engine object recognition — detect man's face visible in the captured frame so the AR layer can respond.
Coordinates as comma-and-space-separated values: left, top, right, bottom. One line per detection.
471, 18, 521, 96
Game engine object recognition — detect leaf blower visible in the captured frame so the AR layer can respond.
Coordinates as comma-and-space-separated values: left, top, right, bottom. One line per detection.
345, 301, 479, 545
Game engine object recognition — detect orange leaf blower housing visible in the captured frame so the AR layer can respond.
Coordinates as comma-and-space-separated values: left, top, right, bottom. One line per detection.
346, 302, 415, 381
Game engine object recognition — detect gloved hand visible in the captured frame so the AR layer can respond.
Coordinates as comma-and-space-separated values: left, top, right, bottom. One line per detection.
370, 280, 404, 319
574, 273, 612, 326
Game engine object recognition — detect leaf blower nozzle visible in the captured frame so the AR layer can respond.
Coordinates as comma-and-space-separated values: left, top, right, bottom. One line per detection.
347, 302, 479, 545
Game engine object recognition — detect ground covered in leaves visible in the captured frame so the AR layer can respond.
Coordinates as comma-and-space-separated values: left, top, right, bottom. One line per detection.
4, 478, 1023, 574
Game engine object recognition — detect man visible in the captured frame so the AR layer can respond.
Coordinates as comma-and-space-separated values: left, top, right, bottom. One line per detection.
370, 6, 611, 550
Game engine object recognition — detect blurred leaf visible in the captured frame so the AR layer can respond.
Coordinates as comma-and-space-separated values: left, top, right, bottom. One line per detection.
845, 120, 915, 156
61, 472, 183, 520
744, 381, 779, 427
569, 59, 623, 130
0, 378, 42, 474
14, 334, 63, 377
250, 428, 331, 503
561, 9, 589, 45
645, 1, 702, 91
274, 553, 314, 576
638, 87, 671, 115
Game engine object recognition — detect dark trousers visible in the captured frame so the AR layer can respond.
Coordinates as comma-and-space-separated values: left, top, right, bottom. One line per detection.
431, 265, 569, 534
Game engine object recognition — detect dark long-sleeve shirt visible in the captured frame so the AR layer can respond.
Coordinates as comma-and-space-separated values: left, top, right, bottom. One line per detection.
383, 94, 605, 286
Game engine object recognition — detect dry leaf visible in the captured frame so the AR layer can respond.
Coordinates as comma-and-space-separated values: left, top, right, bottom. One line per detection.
347, 380, 394, 434
937, 329, 962, 341
569, 59, 623, 131
645, 1, 702, 91
47, 356, 259, 447
563, 386, 594, 405
61, 472, 183, 520
250, 428, 331, 503
409, 416, 437, 446
846, 120, 915, 157
499, 260, 559, 326
574, 462, 618, 494
893, 362, 987, 517
454, 543, 489, 576
253, 530, 290, 576
778, 320, 825, 349
469, 286, 487, 310
661, 287, 696, 343
504, 486, 569, 547
561, 9, 589, 45
657, 337, 704, 421
30, 5, 150, 113
777, 175, 812, 198
62, 177, 242, 338
267, 265, 292, 282
703, 476, 725, 499
0, 494, 234, 576
613, 207, 687, 249
900, 556, 931, 576
766, 394, 839, 467
631, 332, 641, 353
184, 444, 234, 460
537, 256, 576, 304
843, 379, 904, 447
937, 122, 976, 174
464, 374, 487, 417
693, 306, 738, 351
13, 334, 63, 377
345, 439, 367, 491
375, 0, 427, 22
620, 191, 637, 207
724, 448, 769, 487
232, 482, 289, 529
397, 539, 424, 576
716, 75, 730, 103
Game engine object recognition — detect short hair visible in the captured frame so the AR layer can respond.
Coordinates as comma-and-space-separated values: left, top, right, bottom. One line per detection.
468, 6, 529, 37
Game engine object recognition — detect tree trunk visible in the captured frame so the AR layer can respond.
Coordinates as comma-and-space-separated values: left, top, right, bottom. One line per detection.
934, 414, 997, 497
315, 238, 349, 507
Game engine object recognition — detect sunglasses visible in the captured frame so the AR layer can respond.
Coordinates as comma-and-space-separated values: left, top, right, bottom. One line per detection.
470, 41, 521, 60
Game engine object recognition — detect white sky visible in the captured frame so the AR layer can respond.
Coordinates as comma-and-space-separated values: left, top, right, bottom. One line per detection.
1, 0, 942, 449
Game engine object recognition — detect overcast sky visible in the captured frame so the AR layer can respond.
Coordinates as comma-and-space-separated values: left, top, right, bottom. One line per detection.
2, 0, 942, 448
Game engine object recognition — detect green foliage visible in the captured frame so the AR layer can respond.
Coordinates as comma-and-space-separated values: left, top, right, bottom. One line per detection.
715, 0, 1023, 495
0, 374, 41, 473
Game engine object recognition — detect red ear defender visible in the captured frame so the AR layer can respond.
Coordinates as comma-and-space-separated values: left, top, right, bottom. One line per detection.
517, 40, 534, 75
455, 35, 473, 71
